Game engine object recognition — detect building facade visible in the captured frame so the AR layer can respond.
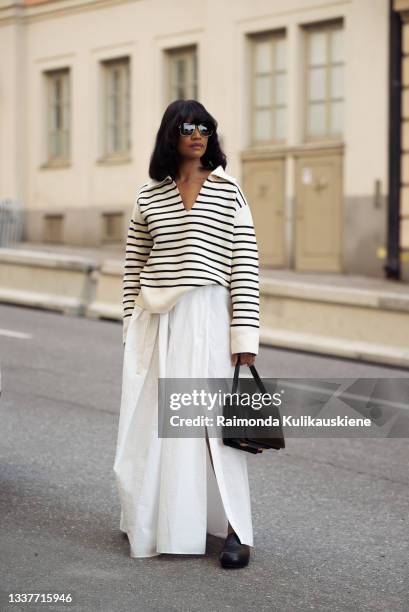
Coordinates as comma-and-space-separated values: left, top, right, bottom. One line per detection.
1, 0, 407, 279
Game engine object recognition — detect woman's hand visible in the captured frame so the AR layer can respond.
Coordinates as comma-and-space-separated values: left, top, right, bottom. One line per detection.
231, 352, 256, 367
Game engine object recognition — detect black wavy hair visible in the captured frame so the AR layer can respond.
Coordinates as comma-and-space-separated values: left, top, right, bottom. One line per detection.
148, 99, 227, 181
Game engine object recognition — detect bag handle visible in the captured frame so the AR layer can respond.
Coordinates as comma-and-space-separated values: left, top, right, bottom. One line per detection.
232, 355, 267, 395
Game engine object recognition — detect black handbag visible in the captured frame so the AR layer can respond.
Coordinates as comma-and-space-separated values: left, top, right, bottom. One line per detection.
222, 358, 285, 454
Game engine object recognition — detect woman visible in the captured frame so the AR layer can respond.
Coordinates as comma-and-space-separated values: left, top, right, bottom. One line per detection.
113, 99, 261, 569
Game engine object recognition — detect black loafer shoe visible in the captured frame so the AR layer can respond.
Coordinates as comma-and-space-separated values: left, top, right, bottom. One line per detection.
219, 532, 250, 568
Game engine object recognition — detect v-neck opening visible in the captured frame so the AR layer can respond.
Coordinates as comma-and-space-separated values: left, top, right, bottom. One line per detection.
173, 175, 212, 213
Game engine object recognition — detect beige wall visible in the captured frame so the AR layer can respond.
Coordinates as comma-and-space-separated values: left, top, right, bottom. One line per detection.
0, 0, 392, 274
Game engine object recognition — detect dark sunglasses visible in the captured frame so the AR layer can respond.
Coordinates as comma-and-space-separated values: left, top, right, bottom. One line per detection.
178, 122, 214, 137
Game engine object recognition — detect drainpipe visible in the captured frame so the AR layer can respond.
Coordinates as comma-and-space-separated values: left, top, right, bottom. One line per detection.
384, 0, 402, 279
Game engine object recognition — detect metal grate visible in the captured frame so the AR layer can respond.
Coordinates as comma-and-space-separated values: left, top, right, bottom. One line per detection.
0, 198, 23, 247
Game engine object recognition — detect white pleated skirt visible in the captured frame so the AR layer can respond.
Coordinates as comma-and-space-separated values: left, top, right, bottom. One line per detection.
113, 284, 253, 558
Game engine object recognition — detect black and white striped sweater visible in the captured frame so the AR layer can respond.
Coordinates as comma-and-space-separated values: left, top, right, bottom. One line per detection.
122, 164, 259, 355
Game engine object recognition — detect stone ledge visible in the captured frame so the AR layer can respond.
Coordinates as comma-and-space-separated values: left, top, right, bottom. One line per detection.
0, 247, 97, 272
261, 278, 409, 313
0, 288, 86, 315
261, 328, 409, 368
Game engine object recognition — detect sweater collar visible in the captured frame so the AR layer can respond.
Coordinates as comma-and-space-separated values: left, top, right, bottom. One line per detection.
148, 164, 231, 187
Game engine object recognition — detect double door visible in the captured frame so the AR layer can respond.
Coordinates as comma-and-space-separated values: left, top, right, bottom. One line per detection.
242, 151, 342, 272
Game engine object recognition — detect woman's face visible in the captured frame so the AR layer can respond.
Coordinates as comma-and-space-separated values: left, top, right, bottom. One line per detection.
176, 116, 209, 163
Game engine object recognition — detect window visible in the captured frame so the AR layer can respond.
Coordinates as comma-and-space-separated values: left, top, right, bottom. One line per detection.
45, 68, 70, 162
304, 21, 344, 141
102, 57, 131, 157
102, 212, 123, 243
250, 32, 287, 144
167, 47, 198, 102
43, 214, 64, 243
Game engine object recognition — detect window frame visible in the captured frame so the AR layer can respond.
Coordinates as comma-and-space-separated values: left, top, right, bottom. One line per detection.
45, 67, 71, 164
249, 30, 287, 147
303, 19, 344, 143
102, 56, 131, 159
166, 45, 198, 103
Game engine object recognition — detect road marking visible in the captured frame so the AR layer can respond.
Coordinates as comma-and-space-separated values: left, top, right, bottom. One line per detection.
275, 379, 409, 412
0, 328, 32, 339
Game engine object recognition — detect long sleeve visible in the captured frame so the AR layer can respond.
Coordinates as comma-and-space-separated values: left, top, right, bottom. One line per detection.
122, 187, 153, 344
230, 184, 260, 355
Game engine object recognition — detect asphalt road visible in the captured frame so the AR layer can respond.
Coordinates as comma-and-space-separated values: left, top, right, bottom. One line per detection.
0, 303, 408, 612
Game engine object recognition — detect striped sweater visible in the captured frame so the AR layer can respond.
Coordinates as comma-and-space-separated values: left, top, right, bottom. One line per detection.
122, 164, 260, 355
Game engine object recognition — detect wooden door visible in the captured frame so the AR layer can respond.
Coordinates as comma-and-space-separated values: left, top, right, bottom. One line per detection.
294, 152, 343, 271
242, 158, 286, 267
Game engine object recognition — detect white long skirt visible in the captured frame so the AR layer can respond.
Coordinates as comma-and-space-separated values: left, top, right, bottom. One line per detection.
113, 284, 253, 558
